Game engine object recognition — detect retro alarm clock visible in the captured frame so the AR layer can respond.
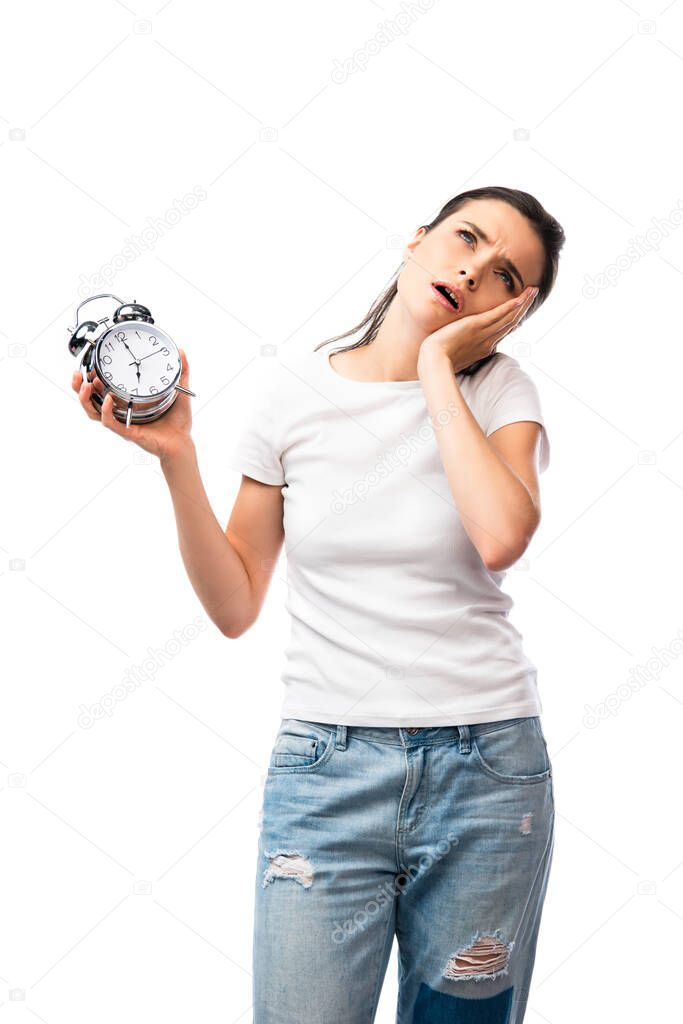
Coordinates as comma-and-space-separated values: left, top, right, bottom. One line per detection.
67, 292, 195, 427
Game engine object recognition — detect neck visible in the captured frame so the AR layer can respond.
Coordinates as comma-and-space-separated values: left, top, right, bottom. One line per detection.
360, 298, 426, 382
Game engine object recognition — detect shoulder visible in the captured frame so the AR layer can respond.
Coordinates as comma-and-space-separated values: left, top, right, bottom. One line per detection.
470, 353, 550, 472
464, 351, 543, 408
268, 346, 333, 402
277, 346, 322, 384
241, 348, 326, 426
458, 351, 532, 408
465, 351, 529, 391
245, 349, 311, 399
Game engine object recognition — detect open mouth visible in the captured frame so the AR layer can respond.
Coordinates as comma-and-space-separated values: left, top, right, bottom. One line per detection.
432, 282, 463, 313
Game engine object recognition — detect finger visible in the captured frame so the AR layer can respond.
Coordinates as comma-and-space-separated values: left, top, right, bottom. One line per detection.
520, 286, 538, 312
512, 287, 539, 326
490, 309, 527, 344
101, 392, 134, 439
485, 309, 529, 350
510, 286, 537, 319
78, 378, 102, 420
508, 298, 534, 332
71, 369, 83, 393
499, 287, 537, 332
477, 286, 536, 331
482, 288, 538, 351
178, 347, 190, 387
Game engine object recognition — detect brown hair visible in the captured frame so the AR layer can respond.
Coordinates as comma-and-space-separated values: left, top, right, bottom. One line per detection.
314, 185, 566, 376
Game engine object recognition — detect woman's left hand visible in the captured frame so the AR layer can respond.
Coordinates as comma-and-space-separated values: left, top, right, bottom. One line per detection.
418, 285, 539, 375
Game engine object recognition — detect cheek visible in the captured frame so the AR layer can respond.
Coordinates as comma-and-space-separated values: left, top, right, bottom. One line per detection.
398, 267, 431, 314
478, 285, 507, 314
397, 265, 417, 302
404, 248, 435, 288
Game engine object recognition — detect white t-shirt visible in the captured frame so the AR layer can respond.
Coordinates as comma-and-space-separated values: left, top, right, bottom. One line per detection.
227, 344, 550, 727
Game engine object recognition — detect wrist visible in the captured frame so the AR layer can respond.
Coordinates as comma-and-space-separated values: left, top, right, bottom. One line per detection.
417, 338, 452, 378
160, 437, 197, 474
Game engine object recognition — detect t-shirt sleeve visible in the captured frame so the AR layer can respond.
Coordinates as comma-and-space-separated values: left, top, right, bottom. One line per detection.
483, 357, 550, 473
226, 363, 286, 485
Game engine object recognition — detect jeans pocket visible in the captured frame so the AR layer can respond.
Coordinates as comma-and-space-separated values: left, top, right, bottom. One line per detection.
471, 716, 552, 785
267, 719, 337, 775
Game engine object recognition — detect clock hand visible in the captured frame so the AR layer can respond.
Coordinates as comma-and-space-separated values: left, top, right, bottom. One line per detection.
122, 339, 141, 363
136, 349, 167, 363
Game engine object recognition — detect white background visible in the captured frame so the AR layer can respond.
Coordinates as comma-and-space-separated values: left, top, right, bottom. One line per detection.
1, 0, 682, 1020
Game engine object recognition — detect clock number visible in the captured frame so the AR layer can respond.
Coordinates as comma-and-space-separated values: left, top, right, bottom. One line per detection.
102, 354, 112, 365
150, 385, 158, 394
104, 371, 113, 381
160, 376, 169, 385
130, 388, 138, 395
150, 336, 158, 346
104, 341, 115, 352
115, 331, 126, 342
161, 347, 169, 355
166, 363, 174, 371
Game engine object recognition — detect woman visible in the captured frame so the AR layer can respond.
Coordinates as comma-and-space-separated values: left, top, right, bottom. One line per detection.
72, 184, 565, 1023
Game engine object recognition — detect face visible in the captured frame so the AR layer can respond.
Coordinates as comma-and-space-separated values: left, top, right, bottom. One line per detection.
97, 324, 180, 398
398, 198, 546, 329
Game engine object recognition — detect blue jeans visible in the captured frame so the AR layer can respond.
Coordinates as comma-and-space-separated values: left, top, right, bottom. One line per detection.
253, 715, 555, 1023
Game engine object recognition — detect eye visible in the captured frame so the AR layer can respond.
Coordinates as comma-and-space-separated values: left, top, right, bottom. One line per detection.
457, 229, 515, 292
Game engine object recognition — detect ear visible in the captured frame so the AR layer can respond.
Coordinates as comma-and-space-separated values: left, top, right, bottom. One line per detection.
403, 225, 427, 262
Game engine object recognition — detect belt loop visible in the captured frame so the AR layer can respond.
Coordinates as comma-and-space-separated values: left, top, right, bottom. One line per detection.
458, 724, 471, 754
335, 724, 347, 750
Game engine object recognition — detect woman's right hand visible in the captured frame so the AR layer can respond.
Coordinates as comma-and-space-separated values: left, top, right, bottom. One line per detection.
71, 348, 194, 462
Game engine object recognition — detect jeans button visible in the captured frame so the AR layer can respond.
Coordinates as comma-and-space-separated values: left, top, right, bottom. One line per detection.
406, 728, 420, 735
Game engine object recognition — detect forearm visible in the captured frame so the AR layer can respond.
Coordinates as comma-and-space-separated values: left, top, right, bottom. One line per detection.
417, 346, 538, 568
160, 442, 252, 635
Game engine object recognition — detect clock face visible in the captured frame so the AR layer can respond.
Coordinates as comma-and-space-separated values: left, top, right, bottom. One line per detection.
95, 323, 180, 399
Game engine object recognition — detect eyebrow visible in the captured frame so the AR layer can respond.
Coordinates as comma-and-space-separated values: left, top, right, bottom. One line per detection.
460, 220, 525, 291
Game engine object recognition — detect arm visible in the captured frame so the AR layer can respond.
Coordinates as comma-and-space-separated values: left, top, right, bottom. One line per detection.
72, 351, 284, 637
417, 344, 543, 572
161, 445, 284, 637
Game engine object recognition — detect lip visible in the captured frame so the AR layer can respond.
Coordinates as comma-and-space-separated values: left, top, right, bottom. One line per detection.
431, 281, 464, 315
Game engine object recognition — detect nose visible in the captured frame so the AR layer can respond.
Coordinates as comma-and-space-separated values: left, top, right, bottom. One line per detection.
458, 269, 475, 287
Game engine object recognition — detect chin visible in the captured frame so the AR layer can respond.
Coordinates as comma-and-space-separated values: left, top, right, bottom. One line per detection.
412, 303, 447, 333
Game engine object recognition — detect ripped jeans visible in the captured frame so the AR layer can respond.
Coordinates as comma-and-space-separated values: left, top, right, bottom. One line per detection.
253, 715, 555, 1023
